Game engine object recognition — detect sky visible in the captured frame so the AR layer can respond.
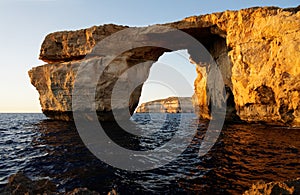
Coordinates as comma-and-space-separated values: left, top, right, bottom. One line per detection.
0, 0, 299, 113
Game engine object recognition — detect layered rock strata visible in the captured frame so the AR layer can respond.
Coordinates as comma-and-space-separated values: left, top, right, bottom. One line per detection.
29, 6, 300, 126
136, 97, 194, 113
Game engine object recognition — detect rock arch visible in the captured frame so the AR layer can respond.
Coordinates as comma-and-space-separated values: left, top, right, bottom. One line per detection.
29, 6, 300, 126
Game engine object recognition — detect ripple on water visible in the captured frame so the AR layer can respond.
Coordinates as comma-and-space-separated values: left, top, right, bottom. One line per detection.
0, 113, 299, 194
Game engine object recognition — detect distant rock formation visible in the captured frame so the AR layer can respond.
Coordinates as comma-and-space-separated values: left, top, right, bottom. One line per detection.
29, 5, 300, 126
243, 178, 300, 195
135, 97, 194, 113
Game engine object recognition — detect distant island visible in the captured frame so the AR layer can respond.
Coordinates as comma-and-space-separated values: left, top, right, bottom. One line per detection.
135, 97, 194, 113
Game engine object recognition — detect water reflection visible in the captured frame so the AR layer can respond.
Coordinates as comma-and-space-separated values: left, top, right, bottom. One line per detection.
1, 113, 299, 194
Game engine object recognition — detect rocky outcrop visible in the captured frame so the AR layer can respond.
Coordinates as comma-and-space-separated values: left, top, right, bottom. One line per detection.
29, 5, 300, 126
0, 172, 114, 195
135, 97, 194, 113
0, 172, 57, 195
243, 178, 300, 195
66, 188, 100, 195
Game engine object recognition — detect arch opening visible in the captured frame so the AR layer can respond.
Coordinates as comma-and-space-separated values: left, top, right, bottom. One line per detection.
132, 34, 238, 120
135, 49, 197, 113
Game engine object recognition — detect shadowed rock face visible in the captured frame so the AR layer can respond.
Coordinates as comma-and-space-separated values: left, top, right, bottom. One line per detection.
29, 6, 300, 126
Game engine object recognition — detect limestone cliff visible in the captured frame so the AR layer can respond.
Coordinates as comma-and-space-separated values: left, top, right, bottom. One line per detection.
29, 5, 300, 126
136, 97, 194, 113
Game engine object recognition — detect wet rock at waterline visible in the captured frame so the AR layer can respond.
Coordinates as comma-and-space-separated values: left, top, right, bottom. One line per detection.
0, 172, 57, 195
0, 172, 115, 195
243, 178, 300, 195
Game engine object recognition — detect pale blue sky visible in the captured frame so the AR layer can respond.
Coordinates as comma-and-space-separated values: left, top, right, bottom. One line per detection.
0, 0, 298, 112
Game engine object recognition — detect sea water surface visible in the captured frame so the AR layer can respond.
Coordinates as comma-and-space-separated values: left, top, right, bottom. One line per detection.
0, 113, 299, 194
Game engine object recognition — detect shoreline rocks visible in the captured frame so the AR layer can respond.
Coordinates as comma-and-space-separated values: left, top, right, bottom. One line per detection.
0, 172, 113, 195
0, 172, 57, 195
243, 178, 300, 195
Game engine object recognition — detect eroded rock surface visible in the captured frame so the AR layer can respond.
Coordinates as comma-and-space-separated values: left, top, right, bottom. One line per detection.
136, 97, 194, 113
243, 178, 300, 195
0, 172, 113, 195
39, 24, 128, 63
0, 172, 57, 195
29, 6, 300, 126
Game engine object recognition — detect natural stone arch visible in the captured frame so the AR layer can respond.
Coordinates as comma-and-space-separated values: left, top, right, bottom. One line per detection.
86, 25, 231, 121
29, 6, 300, 126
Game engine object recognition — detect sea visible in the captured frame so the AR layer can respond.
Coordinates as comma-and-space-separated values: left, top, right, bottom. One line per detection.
0, 113, 299, 194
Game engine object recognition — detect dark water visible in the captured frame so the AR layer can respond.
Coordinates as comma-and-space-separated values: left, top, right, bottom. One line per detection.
0, 113, 299, 194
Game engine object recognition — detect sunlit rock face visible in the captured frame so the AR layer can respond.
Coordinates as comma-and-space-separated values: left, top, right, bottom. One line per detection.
136, 97, 194, 113
29, 6, 300, 126
243, 178, 300, 195
28, 56, 155, 121
223, 7, 300, 126
39, 24, 129, 63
